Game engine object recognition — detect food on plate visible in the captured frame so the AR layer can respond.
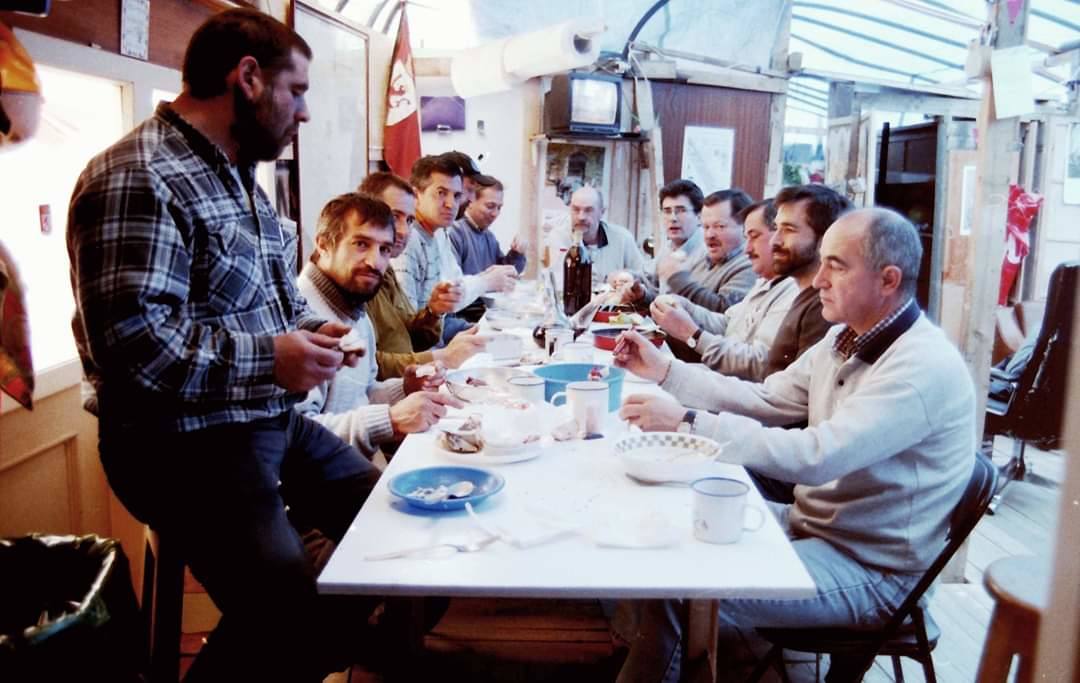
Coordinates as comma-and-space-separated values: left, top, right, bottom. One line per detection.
439, 414, 484, 453
440, 431, 483, 453
406, 481, 475, 504
607, 312, 646, 326
587, 365, 608, 381
465, 376, 489, 387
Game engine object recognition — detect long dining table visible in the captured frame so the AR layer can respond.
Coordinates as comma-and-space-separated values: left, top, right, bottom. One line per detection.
317, 293, 816, 679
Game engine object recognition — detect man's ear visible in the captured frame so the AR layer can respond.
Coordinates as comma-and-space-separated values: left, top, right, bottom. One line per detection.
881, 264, 903, 295
231, 55, 264, 102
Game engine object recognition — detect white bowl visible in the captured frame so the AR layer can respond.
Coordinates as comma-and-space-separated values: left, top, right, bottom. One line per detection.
612, 432, 724, 483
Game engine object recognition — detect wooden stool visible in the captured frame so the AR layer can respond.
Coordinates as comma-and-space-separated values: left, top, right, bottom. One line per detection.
142, 528, 185, 683
976, 555, 1050, 683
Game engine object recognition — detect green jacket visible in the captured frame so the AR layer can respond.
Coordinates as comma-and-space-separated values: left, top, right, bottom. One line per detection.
366, 266, 442, 379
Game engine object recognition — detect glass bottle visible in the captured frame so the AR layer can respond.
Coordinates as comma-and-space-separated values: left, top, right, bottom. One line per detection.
562, 228, 592, 316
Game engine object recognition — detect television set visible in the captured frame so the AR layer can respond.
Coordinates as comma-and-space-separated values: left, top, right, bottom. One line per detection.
544, 72, 621, 136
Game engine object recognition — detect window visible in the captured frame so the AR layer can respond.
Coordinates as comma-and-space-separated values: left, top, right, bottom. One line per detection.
0, 29, 180, 407
0, 65, 125, 372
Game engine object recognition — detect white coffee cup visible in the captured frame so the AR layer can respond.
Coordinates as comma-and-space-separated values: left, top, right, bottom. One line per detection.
550, 380, 608, 435
507, 375, 545, 404
556, 341, 594, 363
690, 477, 765, 544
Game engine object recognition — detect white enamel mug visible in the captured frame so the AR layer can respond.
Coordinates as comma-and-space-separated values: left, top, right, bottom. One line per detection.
550, 380, 609, 435
556, 341, 595, 363
690, 477, 765, 544
507, 375, 546, 404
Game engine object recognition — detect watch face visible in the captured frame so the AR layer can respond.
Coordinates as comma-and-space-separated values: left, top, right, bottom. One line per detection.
686, 337, 696, 349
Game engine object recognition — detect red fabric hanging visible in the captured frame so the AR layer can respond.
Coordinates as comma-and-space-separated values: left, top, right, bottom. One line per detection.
999, 184, 1042, 305
382, 7, 421, 177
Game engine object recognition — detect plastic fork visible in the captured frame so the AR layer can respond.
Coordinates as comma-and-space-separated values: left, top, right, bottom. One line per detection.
364, 533, 498, 561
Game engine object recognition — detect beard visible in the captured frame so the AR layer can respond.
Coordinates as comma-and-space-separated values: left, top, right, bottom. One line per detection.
231, 84, 292, 163
772, 240, 818, 276
344, 267, 384, 305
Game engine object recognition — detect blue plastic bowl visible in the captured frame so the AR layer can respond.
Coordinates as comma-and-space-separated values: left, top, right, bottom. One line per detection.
532, 363, 625, 412
388, 466, 505, 511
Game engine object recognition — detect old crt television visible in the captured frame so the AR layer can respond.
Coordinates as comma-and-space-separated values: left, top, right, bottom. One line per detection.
544, 72, 621, 136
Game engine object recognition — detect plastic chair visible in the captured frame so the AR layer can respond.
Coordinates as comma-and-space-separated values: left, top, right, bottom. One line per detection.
748, 451, 998, 683
984, 261, 1076, 511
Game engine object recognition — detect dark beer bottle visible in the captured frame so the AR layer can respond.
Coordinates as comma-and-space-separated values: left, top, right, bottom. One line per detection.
563, 228, 592, 316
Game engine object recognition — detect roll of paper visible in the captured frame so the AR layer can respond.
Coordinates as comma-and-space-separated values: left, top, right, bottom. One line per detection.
451, 17, 605, 98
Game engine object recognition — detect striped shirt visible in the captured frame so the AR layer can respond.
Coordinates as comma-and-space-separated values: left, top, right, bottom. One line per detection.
391, 221, 487, 312
68, 103, 325, 433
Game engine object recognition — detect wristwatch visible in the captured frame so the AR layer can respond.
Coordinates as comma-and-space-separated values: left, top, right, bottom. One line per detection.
685, 328, 703, 350
677, 409, 697, 434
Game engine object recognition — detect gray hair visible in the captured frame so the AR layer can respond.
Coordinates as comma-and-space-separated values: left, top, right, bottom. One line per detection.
862, 208, 923, 297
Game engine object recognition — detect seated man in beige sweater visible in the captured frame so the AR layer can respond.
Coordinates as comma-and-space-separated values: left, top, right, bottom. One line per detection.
614, 208, 975, 682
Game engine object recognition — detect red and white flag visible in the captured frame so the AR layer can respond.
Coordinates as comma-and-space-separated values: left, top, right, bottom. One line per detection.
383, 6, 421, 176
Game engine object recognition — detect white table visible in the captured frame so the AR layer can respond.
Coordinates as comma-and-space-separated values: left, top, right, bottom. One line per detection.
319, 332, 814, 600
317, 312, 816, 677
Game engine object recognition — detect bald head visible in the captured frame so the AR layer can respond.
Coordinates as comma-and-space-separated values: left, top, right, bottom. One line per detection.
813, 207, 922, 334
570, 185, 605, 242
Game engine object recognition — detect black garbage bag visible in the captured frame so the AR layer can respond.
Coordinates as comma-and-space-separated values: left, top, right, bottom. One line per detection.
0, 534, 143, 682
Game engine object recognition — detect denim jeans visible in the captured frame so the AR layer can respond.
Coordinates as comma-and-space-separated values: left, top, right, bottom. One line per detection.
615, 534, 922, 683
100, 410, 382, 682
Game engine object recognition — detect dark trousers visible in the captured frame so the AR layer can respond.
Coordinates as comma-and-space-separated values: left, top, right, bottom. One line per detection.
99, 410, 382, 682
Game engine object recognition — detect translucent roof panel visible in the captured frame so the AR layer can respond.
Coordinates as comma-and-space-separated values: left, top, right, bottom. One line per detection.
325, 0, 1077, 104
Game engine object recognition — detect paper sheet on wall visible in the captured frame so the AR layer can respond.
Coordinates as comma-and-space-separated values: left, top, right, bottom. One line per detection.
120, 0, 149, 61
990, 46, 1034, 120
681, 126, 734, 193
960, 165, 976, 235
1065, 123, 1080, 205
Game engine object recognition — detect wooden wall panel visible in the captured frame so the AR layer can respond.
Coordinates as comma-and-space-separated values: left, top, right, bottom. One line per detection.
650, 81, 772, 200
1, 0, 219, 71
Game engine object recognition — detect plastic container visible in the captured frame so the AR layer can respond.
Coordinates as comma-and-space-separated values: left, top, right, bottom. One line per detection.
532, 362, 624, 412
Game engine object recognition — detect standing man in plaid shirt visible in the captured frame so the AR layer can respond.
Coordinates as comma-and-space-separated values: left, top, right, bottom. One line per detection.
68, 10, 379, 681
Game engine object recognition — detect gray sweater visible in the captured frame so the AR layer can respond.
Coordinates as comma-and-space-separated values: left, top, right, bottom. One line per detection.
666, 248, 756, 313
664, 310, 975, 572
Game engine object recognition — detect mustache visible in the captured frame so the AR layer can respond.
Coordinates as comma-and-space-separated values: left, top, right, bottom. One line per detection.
355, 266, 382, 279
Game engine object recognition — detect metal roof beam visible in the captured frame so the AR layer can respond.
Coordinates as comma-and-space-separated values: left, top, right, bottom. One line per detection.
793, 13, 964, 70
792, 2, 967, 49
791, 33, 940, 84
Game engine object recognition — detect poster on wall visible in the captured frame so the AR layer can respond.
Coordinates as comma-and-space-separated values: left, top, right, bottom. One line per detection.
543, 140, 611, 210
420, 96, 466, 132
681, 126, 734, 193
1065, 122, 1080, 205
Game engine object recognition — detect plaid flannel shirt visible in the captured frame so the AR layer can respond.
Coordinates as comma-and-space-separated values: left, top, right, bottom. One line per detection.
68, 103, 324, 432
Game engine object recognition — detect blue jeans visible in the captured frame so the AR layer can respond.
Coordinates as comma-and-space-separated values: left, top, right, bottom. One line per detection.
100, 410, 382, 682
615, 535, 922, 683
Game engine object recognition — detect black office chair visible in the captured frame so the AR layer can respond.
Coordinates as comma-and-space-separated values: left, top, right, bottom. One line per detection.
983, 260, 1076, 511
748, 452, 998, 683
